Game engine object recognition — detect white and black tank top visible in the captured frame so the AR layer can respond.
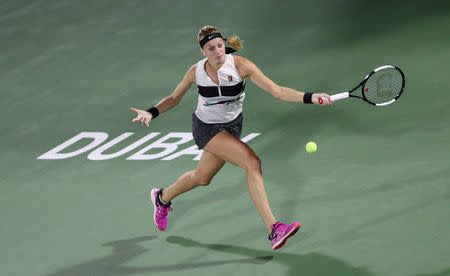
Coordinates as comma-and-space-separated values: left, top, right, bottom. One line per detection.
195, 54, 246, 123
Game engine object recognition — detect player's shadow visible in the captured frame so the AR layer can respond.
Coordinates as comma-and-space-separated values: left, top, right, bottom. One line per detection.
46, 234, 372, 276
166, 235, 374, 276
46, 236, 158, 276
45, 234, 449, 276
45, 235, 270, 276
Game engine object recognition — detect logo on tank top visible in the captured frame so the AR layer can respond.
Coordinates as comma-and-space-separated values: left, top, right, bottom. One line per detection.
228, 75, 233, 82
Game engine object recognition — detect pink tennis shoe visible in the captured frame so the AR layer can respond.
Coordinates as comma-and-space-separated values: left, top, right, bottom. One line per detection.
150, 187, 300, 250
150, 188, 172, 231
269, 222, 301, 250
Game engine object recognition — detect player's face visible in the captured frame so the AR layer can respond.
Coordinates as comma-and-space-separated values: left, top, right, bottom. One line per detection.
201, 38, 226, 64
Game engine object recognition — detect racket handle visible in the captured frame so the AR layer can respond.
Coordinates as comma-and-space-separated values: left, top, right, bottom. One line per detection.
330, 92, 350, 101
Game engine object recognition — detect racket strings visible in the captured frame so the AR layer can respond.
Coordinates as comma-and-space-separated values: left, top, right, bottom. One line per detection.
364, 68, 403, 104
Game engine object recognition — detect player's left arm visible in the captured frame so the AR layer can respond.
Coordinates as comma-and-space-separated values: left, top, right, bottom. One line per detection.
235, 56, 333, 105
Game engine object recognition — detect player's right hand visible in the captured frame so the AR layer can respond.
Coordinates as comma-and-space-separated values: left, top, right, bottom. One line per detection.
130, 107, 152, 127
313, 93, 334, 106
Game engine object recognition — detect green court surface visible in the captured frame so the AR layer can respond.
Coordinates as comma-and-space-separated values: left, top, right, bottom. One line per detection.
1, 1, 450, 275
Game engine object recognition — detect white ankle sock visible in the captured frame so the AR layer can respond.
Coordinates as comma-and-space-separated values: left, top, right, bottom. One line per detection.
158, 193, 169, 205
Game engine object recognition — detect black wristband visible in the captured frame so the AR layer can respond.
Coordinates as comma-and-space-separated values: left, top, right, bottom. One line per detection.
303, 92, 313, 104
146, 106, 159, 118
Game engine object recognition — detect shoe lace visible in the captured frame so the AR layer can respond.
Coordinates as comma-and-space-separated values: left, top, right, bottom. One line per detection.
156, 204, 172, 217
268, 222, 282, 240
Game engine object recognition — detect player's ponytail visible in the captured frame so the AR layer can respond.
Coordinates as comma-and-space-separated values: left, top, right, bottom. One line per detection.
198, 26, 244, 53
224, 35, 243, 52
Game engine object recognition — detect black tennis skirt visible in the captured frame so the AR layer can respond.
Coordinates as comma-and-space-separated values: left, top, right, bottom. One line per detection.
192, 113, 243, 149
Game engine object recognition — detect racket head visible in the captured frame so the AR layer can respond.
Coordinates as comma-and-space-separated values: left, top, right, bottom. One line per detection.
361, 65, 405, 106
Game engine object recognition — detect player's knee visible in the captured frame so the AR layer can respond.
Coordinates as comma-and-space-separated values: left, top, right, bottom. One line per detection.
245, 154, 261, 173
197, 177, 212, 186
192, 171, 212, 186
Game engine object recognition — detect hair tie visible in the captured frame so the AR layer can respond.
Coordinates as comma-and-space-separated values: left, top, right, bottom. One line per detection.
225, 46, 236, 54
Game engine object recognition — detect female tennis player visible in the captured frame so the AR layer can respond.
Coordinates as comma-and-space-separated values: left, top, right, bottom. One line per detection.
130, 26, 333, 250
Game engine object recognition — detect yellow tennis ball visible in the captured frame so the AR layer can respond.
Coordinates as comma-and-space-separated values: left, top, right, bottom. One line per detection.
306, 142, 317, 153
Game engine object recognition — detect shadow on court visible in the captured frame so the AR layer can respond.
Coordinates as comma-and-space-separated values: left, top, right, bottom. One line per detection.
45, 233, 450, 276
47, 236, 158, 276
165, 235, 373, 276
45, 235, 270, 276
47, 234, 371, 276
166, 236, 450, 276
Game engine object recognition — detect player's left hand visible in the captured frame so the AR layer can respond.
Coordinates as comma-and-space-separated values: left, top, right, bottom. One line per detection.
130, 107, 153, 127
313, 93, 334, 106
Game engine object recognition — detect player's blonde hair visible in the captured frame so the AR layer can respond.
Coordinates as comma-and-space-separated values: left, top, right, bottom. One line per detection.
197, 26, 243, 52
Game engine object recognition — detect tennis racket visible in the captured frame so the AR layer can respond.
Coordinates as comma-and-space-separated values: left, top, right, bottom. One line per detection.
319, 65, 405, 106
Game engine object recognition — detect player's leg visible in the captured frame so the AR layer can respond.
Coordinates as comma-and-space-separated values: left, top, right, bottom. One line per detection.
204, 131, 301, 250
203, 131, 277, 233
161, 150, 226, 203
150, 150, 225, 231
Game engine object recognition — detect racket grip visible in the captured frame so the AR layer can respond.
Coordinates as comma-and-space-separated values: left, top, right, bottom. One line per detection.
330, 92, 350, 101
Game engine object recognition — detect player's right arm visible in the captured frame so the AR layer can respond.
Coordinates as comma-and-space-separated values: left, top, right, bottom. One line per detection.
130, 65, 196, 127
235, 56, 333, 105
